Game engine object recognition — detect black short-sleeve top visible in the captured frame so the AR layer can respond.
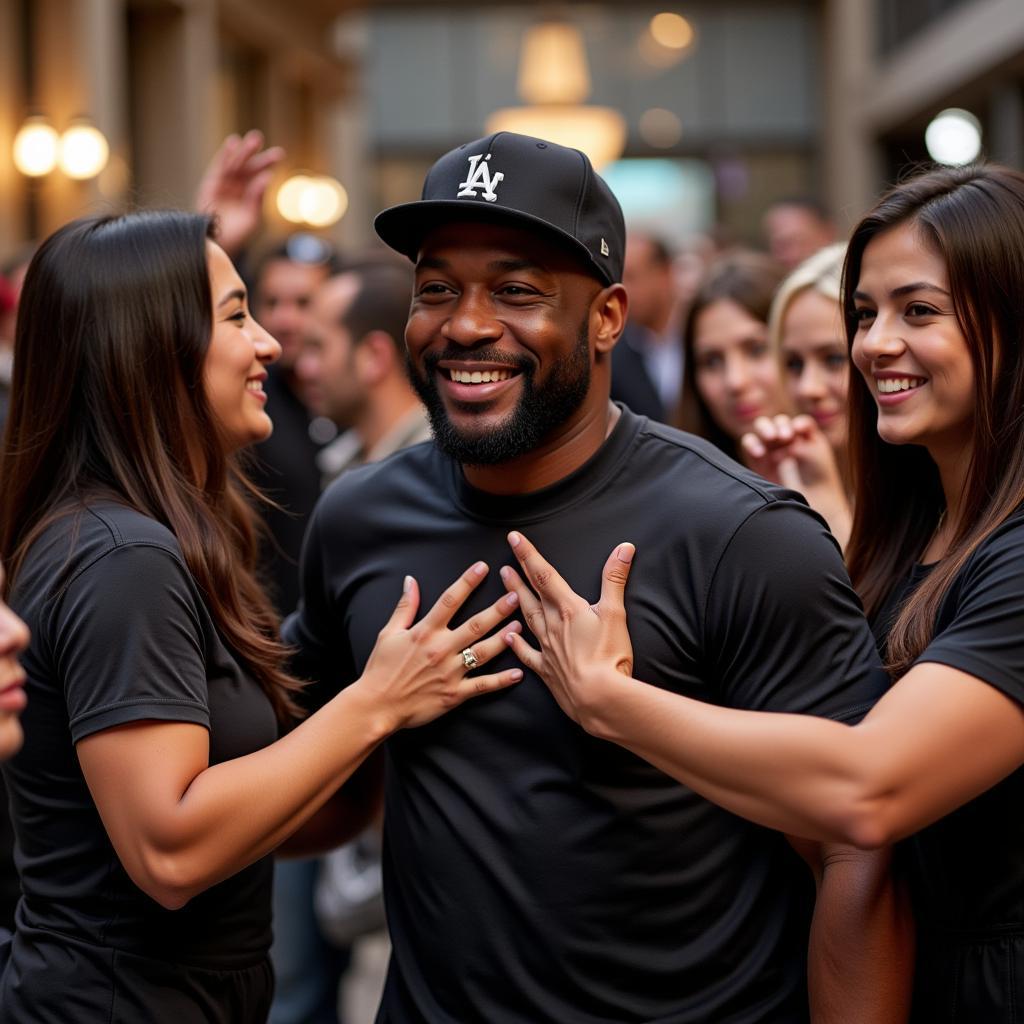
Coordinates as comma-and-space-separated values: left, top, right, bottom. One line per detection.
873, 507, 1024, 1021
3, 503, 279, 967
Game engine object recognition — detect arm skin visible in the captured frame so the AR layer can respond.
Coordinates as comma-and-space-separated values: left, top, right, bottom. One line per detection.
499, 531, 1024, 850
791, 837, 913, 1023
77, 566, 522, 910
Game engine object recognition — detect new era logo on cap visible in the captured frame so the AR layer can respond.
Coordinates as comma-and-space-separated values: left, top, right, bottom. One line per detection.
373, 132, 626, 285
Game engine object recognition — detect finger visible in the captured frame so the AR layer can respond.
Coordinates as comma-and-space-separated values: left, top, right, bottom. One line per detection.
751, 415, 777, 442
503, 630, 544, 675
499, 564, 547, 642
773, 414, 794, 443
740, 431, 766, 460
456, 620, 522, 671
421, 561, 489, 630
450, 590, 520, 651
244, 147, 286, 175
506, 532, 577, 608
453, 666, 525, 704
243, 169, 274, 205
598, 543, 634, 612
791, 414, 818, 437
383, 575, 420, 632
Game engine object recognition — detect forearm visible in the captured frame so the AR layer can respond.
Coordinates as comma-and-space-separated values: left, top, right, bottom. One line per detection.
806, 845, 914, 1023
143, 683, 391, 906
585, 670, 877, 844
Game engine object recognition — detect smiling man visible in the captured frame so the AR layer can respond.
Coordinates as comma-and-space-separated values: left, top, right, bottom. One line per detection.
285, 133, 910, 1023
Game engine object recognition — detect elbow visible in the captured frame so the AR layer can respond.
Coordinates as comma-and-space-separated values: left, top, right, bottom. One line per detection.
831, 786, 902, 850
133, 849, 203, 911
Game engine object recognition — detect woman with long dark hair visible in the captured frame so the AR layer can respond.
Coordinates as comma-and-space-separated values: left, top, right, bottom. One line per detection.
0, 564, 27, 763
0, 210, 521, 1022
675, 249, 789, 460
500, 164, 1024, 1021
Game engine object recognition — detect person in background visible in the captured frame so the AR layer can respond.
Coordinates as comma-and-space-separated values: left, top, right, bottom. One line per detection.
743, 243, 853, 547
676, 250, 789, 461
613, 232, 684, 422
0, 209, 521, 1023
300, 261, 429, 487
762, 196, 837, 271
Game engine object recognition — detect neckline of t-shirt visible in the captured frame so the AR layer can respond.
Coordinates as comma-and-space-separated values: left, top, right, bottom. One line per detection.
445, 404, 643, 525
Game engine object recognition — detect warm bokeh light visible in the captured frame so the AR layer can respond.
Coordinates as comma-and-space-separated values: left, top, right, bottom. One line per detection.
12, 117, 59, 177
925, 108, 982, 166
639, 108, 683, 148
518, 21, 591, 105
59, 123, 110, 180
649, 13, 695, 51
277, 174, 348, 227
300, 176, 349, 228
485, 106, 626, 170
277, 174, 314, 223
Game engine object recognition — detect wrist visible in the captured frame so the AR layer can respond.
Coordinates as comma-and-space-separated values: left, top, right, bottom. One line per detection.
341, 677, 402, 746
578, 665, 635, 741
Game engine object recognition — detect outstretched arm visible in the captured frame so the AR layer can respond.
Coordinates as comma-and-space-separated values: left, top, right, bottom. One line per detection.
79, 566, 522, 909
500, 532, 1024, 848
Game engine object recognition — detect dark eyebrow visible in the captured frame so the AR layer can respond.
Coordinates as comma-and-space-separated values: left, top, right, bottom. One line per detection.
487, 258, 544, 274
416, 256, 449, 272
217, 288, 246, 309
853, 282, 951, 303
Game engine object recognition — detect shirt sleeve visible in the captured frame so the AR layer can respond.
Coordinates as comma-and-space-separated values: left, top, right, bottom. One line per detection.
915, 522, 1024, 706
51, 543, 211, 743
704, 500, 889, 721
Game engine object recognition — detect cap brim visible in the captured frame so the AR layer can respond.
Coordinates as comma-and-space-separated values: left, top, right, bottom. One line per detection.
373, 200, 612, 285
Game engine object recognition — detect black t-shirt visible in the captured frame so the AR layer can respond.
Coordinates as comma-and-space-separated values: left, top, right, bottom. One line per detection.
286, 407, 887, 1024
0, 504, 279, 1020
872, 508, 1024, 1023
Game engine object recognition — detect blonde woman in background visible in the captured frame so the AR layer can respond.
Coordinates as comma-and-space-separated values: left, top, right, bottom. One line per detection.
742, 243, 854, 547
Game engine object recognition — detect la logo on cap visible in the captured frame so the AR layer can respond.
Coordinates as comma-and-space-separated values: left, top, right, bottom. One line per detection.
457, 153, 504, 203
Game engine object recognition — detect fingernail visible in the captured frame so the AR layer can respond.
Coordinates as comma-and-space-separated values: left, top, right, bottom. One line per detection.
499, 566, 511, 581
473, 561, 487, 576
403, 575, 413, 593
508, 532, 521, 548
505, 632, 518, 644
509, 669, 523, 681
505, 591, 519, 607
617, 544, 634, 564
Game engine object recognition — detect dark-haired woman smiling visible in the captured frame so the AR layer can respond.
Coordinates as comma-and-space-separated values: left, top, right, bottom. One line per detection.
501, 164, 1024, 1022
0, 211, 520, 1022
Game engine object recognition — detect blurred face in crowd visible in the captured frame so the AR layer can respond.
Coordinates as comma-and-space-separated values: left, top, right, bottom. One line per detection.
692, 298, 788, 441
298, 273, 367, 428
405, 220, 605, 465
763, 204, 835, 271
851, 221, 974, 464
623, 236, 675, 333
252, 258, 329, 371
204, 241, 282, 451
0, 561, 30, 761
780, 288, 850, 452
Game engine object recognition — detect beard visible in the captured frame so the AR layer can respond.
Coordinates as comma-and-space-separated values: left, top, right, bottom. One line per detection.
406, 318, 591, 466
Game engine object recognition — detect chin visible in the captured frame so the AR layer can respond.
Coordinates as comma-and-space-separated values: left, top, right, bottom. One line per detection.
0, 715, 24, 762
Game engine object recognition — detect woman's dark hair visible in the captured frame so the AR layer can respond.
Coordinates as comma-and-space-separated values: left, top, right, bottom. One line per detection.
843, 164, 1024, 676
676, 249, 785, 458
0, 210, 302, 721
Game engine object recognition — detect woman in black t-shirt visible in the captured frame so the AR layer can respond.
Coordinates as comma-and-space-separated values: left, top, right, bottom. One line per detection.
0, 562, 28, 763
501, 164, 1024, 1022
0, 211, 522, 1023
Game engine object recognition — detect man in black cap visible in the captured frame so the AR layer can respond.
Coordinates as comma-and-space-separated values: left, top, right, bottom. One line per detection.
286, 133, 909, 1023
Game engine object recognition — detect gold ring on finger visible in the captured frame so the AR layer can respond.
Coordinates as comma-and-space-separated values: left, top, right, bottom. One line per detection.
461, 647, 479, 670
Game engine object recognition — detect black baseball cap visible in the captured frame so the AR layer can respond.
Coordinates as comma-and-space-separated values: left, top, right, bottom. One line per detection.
374, 132, 625, 285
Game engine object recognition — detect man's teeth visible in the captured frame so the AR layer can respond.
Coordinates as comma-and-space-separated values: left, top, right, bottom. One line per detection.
877, 377, 925, 394
449, 369, 513, 384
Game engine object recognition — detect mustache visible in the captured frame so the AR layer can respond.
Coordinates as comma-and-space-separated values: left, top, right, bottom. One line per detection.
422, 347, 533, 373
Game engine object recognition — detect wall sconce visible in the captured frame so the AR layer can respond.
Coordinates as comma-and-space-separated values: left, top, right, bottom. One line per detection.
12, 116, 110, 180
486, 20, 626, 169
277, 173, 348, 228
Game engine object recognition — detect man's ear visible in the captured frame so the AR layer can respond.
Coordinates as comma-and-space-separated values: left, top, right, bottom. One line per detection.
355, 331, 398, 387
591, 283, 628, 355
